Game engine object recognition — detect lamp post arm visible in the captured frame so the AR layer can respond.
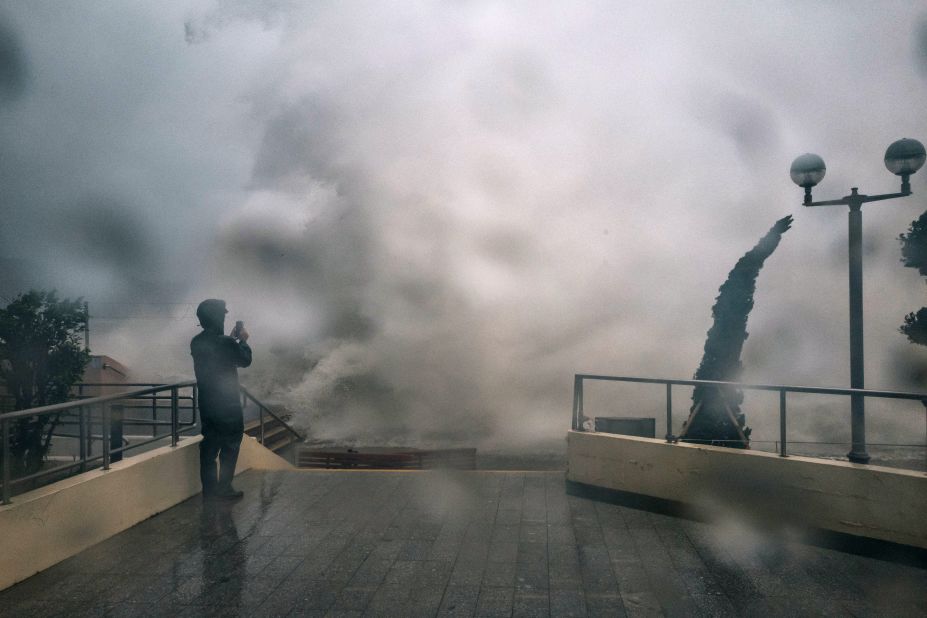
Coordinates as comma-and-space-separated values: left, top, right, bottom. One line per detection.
806, 189, 912, 208
805, 198, 850, 207
859, 191, 911, 203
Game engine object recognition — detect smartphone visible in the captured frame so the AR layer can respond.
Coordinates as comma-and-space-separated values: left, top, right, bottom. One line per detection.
232, 320, 244, 338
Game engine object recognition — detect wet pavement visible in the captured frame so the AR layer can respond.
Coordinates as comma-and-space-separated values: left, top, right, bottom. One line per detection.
1, 469, 925, 617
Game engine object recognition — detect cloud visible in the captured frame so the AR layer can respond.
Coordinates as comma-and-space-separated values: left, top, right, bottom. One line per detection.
0, 14, 27, 102
916, 15, 927, 79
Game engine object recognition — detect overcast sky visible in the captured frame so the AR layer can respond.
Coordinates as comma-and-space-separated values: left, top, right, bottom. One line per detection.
1, 1, 926, 449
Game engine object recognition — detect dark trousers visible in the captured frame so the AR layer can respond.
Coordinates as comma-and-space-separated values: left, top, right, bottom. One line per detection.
200, 415, 243, 494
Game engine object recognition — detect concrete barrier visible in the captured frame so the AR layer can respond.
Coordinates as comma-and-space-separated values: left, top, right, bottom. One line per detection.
567, 430, 927, 549
0, 435, 292, 590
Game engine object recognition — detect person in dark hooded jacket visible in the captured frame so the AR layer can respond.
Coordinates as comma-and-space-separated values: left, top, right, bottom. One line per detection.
191, 299, 252, 499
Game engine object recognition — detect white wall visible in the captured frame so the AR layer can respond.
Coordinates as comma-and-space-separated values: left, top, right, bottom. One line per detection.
0, 435, 292, 590
567, 430, 927, 549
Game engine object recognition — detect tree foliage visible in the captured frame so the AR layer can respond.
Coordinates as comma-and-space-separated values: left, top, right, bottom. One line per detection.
900, 308, 927, 346
0, 290, 90, 477
899, 211, 927, 347
899, 211, 927, 277
681, 216, 793, 448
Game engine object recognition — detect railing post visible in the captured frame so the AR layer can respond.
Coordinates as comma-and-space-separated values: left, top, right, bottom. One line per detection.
259, 406, 265, 444
171, 386, 179, 447
111, 404, 124, 463
151, 391, 158, 437
192, 384, 199, 428
78, 406, 87, 473
779, 390, 788, 457
2, 417, 11, 505
922, 400, 926, 454
102, 404, 111, 471
86, 405, 93, 458
665, 383, 673, 442
572, 375, 584, 431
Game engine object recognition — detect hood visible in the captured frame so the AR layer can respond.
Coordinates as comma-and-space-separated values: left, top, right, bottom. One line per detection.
196, 299, 226, 334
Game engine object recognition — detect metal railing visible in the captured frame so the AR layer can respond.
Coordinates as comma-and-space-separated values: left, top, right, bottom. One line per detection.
1, 381, 198, 505
72, 383, 303, 446
72, 383, 198, 438
571, 374, 927, 459
0, 380, 305, 504
240, 386, 304, 445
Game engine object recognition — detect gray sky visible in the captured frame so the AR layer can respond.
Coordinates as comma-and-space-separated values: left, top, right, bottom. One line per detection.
1, 1, 926, 449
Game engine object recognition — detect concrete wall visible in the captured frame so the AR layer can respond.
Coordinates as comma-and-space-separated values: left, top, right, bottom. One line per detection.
567, 430, 927, 549
0, 435, 292, 590
80, 355, 130, 396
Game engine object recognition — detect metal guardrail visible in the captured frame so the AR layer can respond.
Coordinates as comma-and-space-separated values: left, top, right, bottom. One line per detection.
74, 383, 303, 447
0, 381, 305, 504
571, 374, 927, 459
1, 381, 198, 505
240, 386, 304, 445
73, 383, 197, 437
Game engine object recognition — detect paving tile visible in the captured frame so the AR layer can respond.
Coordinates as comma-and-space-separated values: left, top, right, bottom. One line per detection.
517, 542, 546, 565
475, 586, 514, 617
687, 592, 738, 617
486, 540, 518, 563
519, 523, 547, 545
287, 610, 328, 618
585, 593, 628, 617
404, 589, 445, 617
620, 590, 663, 616
284, 579, 340, 612
363, 583, 411, 615
514, 560, 549, 593
550, 589, 587, 617
495, 509, 522, 526
547, 524, 575, 546
2, 469, 925, 618
108, 603, 177, 617
512, 592, 550, 617
324, 610, 364, 618
329, 585, 376, 611
396, 539, 432, 561
482, 561, 517, 588
261, 555, 304, 580
413, 560, 454, 589
383, 560, 418, 586
449, 559, 485, 587
457, 541, 491, 563
438, 585, 480, 617
346, 558, 393, 587
164, 576, 207, 605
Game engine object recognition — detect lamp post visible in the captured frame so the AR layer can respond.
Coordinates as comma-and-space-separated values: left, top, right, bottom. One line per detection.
790, 138, 926, 464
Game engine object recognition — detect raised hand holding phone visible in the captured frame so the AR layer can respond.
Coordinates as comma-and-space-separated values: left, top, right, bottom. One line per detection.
231, 320, 249, 342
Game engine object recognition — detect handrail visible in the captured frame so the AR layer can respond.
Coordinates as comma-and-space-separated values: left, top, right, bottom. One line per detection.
1, 381, 197, 421
71, 383, 304, 444
77, 382, 182, 387
239, 386, 304, 443
1, 380, 198, 505
1, 380, 305, 504
573, 374, 927, 400
571, 374, 927, 460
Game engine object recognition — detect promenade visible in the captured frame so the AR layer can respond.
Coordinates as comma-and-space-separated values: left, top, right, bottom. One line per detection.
1, 469, 924, 617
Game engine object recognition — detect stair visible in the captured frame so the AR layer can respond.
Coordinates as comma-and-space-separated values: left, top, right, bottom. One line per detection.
243, 409, 301, 455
